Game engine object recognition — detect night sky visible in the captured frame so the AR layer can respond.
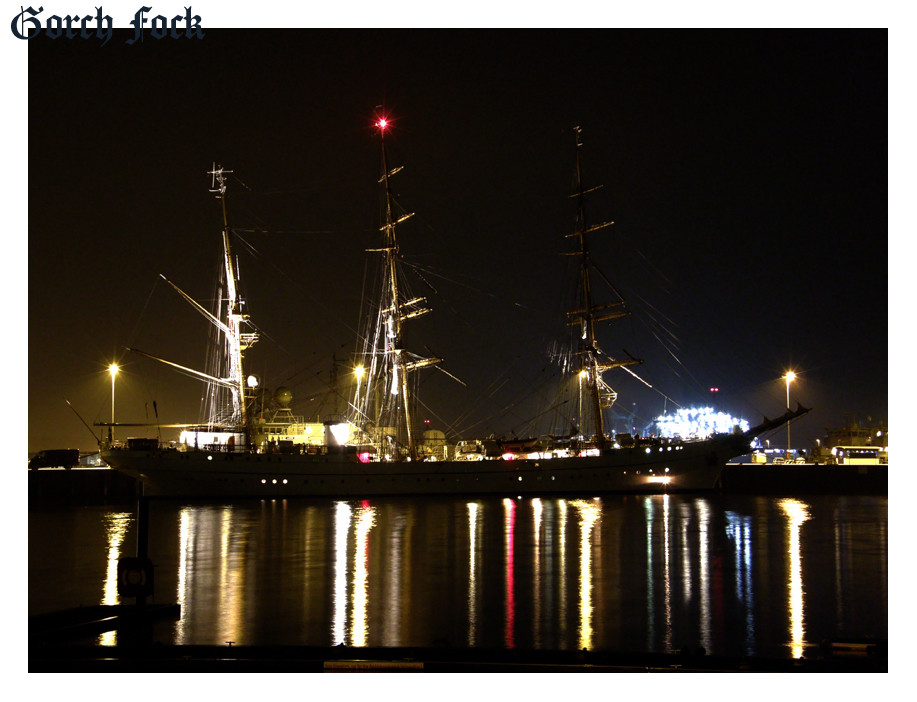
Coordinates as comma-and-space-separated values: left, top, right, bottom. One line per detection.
23, 22, 888, 456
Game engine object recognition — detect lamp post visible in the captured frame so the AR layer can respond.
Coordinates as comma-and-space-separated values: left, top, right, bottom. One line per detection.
784, 371, 796, 458
109, 364, 119, 444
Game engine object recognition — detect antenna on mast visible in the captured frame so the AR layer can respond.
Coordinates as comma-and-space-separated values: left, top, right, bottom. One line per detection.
208, 163, 232, 196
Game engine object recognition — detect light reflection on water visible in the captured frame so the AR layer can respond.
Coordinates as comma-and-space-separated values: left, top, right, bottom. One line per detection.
725, 509, 756, 656
466, 501, 480, 646
779, 498, 811, 658
570, 499, 601, 651
29, 494, 887, 657
502, 497, 515, 648
331, 500, 350, 645
98, 511, 132, 646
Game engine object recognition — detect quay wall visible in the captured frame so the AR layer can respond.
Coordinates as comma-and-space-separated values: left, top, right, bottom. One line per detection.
29, 468, 140, 507
719, 463, 887, 494
28, 463, 888, 507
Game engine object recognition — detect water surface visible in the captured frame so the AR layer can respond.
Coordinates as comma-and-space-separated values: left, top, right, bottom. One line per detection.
29, 493, 887, 658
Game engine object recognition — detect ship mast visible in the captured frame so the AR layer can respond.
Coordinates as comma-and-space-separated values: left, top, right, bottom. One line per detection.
364, 117, 440, 460
566, 127, 640, 450
208, 164, 259, 430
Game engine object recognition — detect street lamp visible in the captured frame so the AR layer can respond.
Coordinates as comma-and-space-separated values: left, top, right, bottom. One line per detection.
784, 371, 796, 458
109, 364, 119, 443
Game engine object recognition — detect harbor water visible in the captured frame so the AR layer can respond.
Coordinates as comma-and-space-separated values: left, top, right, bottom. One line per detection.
29, 492, 887, 659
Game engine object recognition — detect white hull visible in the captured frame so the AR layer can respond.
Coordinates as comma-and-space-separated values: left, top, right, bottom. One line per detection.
102, 433, 751, 498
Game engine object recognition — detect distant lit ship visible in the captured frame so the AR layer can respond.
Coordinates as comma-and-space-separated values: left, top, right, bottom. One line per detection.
101, 125, 806, 498
812, 417, 888, 465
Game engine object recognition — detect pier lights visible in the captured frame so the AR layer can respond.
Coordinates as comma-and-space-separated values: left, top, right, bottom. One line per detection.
109, 364, 119, 442
784, 371, 796, 457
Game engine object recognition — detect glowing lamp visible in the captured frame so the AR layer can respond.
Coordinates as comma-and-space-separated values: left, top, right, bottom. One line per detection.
108, 363, 119, 439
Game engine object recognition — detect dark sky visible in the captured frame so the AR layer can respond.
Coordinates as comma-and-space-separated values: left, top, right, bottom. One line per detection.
25, 28, 888, 455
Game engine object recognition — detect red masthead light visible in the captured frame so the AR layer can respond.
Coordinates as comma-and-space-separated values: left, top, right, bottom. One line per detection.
373, 110, 395, 135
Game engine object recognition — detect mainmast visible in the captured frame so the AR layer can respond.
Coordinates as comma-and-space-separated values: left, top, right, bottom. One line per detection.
208, 164, 259, 429
566, 127, 640, 450
363, 117, 440, 460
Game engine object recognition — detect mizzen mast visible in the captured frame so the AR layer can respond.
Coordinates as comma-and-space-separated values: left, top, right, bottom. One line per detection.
566, 127, 640, 450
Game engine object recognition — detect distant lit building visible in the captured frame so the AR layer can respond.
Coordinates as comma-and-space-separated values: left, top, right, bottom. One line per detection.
654, 407, 749, 439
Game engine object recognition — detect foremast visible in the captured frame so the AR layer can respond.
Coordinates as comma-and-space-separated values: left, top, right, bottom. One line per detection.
566, 127, 641, 451
358, 117, 440, 460
208, 164, 260, 431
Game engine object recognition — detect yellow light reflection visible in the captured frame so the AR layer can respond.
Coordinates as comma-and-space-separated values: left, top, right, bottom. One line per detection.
171, 505, 255, 645
218, 505, 243, 645
329, 501, 376, 647
351, 502, 376, 647
175, 508, 191, 643
570, 499, 601, 651
779, 498, 811, 658
99, 511, 132, 646
557, 499, 569, 647
467, 502, 481, 646
331, 501, 352, 645
532, 498, 543, 646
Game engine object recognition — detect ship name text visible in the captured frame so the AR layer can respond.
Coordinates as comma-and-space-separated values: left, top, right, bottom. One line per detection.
11, 6, 205, 45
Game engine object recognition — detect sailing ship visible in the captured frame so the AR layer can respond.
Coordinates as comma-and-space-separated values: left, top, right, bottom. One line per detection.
100, 124, 807, 498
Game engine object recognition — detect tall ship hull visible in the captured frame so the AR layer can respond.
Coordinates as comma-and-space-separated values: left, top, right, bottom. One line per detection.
101, 412, 801, 499
102, 435, 727, 499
